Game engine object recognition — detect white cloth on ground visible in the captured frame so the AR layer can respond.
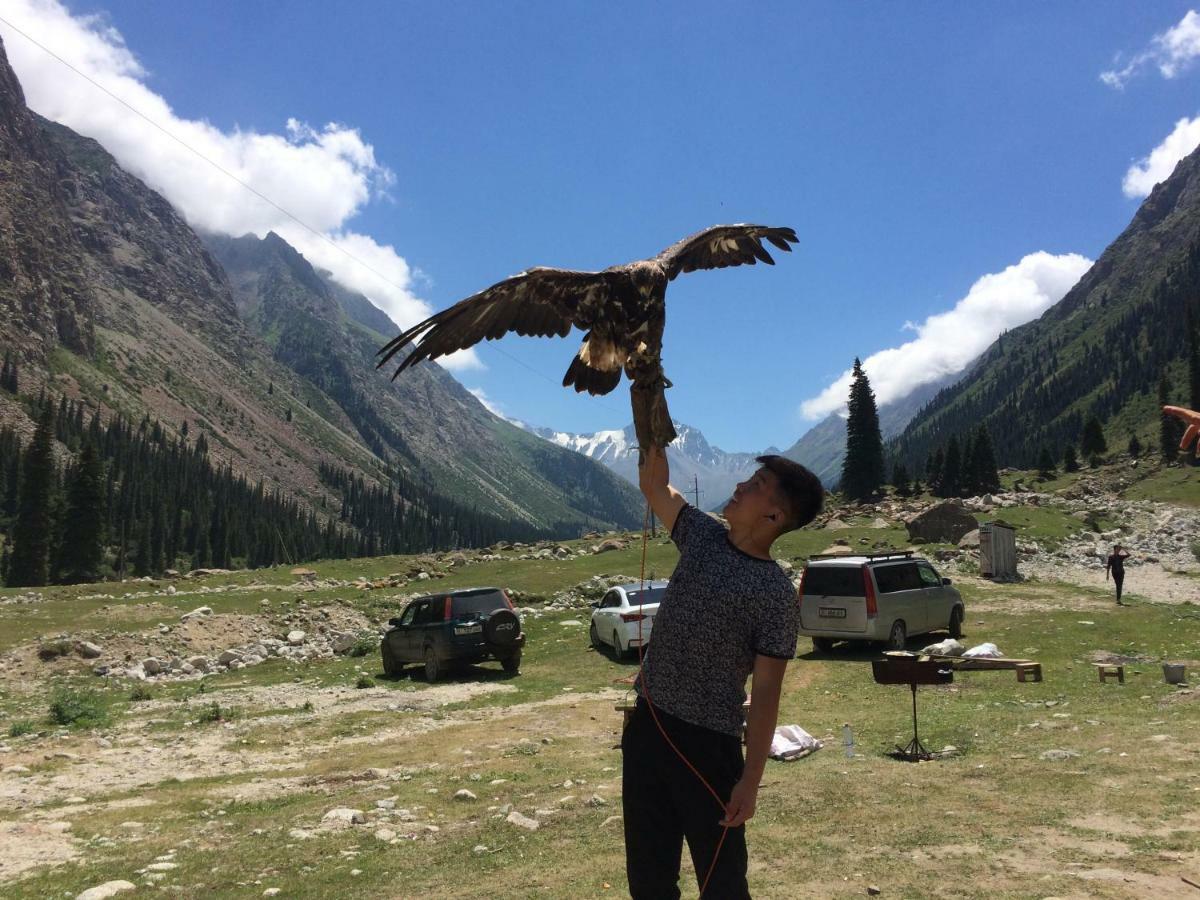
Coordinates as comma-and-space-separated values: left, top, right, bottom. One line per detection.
963, 642, 1003, 658
769, 724, 822, 760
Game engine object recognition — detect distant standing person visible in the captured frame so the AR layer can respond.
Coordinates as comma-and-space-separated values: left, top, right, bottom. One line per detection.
1105, 544, 1130, 605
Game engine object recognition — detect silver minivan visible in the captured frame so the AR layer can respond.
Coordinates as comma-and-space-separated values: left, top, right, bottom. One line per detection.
798, 552, 964, 652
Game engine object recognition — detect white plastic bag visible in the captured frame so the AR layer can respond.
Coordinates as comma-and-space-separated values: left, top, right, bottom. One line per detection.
769, 724, 822, 761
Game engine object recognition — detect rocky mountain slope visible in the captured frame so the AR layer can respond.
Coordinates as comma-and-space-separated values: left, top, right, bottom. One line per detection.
523, 420, 763, 511
0, 36, 639, 539
894, 141, 1200, 469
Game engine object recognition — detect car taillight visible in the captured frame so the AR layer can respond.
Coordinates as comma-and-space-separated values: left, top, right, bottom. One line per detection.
863, 566, 877, 619
501, 589, 514, 610
621, 612, 648, 623
797, 568, 806, 609
443, 596, 452, 620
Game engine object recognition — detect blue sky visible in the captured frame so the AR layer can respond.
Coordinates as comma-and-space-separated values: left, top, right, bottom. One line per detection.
3, 1, 1200, 451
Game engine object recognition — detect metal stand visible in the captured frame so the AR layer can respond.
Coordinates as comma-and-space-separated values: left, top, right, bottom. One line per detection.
892, 684, 933, 762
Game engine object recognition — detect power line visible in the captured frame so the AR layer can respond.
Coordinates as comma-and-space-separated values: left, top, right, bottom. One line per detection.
0, 14, 630, 418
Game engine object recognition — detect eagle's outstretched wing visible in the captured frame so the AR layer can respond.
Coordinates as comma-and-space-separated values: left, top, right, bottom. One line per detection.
377, 267, 618, 378
655, 224, 798, 281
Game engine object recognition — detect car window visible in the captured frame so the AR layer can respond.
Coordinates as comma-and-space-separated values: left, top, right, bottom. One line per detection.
450, 590, 508, 618
917, 563, 941, 587
600, 591, 621, 609
802, 566, 865, 597
413, 600, 441, 625
875, 563, 922, 593
398, 604, 417, 627
626, 587, 667, 606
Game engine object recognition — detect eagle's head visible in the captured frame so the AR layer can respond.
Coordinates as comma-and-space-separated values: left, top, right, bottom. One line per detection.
629, 260, 663, 299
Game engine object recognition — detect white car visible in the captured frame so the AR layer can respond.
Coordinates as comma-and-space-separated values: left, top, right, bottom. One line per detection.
589, 580, 668, 658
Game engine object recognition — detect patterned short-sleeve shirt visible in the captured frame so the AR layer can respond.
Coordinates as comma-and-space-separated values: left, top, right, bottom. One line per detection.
635, 504, 799, 737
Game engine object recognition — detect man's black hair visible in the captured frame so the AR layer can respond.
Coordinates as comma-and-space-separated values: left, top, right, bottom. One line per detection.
756, 455, 824, 531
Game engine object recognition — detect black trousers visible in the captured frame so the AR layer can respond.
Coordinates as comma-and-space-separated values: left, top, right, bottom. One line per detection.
1113, 571, 1125, 601
622, 698, 750, 899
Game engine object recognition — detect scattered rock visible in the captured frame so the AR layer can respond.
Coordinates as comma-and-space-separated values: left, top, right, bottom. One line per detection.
141, 657, 162, 675
180, 606, 213, 622
586, 794, 607, 808
374, 828, 396, 842
602, 815, 622, 828
263, 890, 281, 897
77, 641, 103, 659
906, 500, 978, 544
454, 789, 477, 802
506, 810, 540, 831
76, 881, 137, 900
1039, 749, 1081, 761
321, 807, 366, 829
287, 630, 307, 646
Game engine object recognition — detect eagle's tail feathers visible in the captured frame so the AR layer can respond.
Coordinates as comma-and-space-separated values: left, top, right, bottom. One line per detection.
562, 354, 622, 396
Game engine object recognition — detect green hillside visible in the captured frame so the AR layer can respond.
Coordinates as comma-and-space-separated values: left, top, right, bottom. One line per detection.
894, 143, 1200, 470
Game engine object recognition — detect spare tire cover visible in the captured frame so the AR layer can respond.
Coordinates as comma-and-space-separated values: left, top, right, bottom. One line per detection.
484, 608, 521, 646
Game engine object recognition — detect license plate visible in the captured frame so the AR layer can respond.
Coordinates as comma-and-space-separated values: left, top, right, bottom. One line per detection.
818, 607, 847, 619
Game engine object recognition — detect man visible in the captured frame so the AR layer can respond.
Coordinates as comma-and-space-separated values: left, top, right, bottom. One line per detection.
1105, 543, 1131, 605
623, 445, 824, 899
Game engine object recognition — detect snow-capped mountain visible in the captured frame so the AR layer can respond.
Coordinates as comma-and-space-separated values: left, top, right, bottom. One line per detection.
519, 420, 766, 512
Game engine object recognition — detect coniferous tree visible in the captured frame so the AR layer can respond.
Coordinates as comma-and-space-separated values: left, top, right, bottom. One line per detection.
891, 461, 911, 497
969, 426, 1000, 493
1189, 308, 1200, 410
1159, 373, 1182, 461
1128, 434, 1142, 458
1080, 416, 1107, 464
926, 447, 944, 495
57, 443, 107, 584
940, 436, 962, 498
1063, 443, 1080, 473
7, 403, 57, 586
1037, 446, 1056, 478
840, 358, 886, 502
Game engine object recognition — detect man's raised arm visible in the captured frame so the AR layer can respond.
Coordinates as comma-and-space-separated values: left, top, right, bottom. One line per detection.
638, 445, 686, 535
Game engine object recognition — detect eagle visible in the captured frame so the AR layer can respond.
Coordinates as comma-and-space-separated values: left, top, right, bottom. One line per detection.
377, 224, 799, 449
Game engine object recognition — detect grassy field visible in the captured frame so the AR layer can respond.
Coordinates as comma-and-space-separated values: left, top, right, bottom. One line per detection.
2, 525, 1200, 898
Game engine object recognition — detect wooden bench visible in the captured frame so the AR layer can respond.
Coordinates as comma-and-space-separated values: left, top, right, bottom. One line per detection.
1094, 662, 1125, 684
1015, 662, 1043, 683
926, 653, 1045, 683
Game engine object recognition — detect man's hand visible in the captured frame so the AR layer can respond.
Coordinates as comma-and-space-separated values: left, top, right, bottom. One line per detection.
720, 776, 758, 827
1164, 405, 1200, 456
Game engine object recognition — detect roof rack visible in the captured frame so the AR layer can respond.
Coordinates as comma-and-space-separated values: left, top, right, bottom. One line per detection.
806, 549, 915, 563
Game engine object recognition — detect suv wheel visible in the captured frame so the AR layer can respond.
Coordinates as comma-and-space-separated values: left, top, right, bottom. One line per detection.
502, 649, 521, 675
381, 639, 403, 677
948, 607, 963, 639
484, 608, 522, 648
886, 621, 907, 651
424, 647, 443, 682
589, 621, 602, 649
812, 637, 834, 653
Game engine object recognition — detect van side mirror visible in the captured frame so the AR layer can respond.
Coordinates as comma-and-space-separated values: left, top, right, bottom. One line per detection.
942, 577, 952, 586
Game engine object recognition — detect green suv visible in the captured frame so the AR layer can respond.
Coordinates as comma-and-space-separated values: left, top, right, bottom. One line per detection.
381, 587, 525, 681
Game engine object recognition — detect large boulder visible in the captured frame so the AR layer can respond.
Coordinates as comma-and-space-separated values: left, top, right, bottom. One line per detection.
905, 501, 978, 544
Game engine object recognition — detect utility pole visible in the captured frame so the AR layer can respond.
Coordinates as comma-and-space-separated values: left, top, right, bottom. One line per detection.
689, 475, 704, 511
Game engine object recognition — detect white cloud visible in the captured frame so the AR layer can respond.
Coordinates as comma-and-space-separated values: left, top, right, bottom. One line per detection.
0, 0, 481, 370
467, 387, 512, 421
1122, 115, 1200, 197
800, 251, 1092, 420
1101, 10, 1200, 89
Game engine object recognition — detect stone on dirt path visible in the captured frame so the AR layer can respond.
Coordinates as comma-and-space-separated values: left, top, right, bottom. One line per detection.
76, 881, 137, 900
320, 807, 366, 829
506, 810, 540, 831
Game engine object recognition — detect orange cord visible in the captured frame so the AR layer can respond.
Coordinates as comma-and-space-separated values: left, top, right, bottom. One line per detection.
635, 475, 730, 897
